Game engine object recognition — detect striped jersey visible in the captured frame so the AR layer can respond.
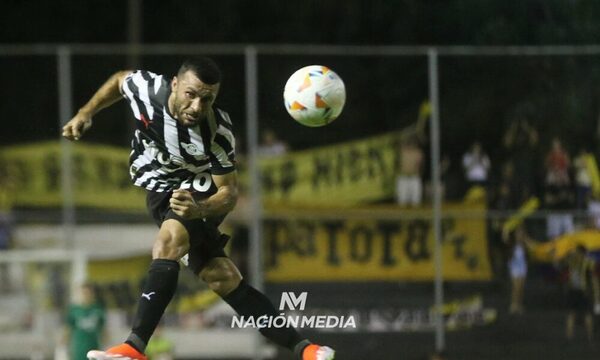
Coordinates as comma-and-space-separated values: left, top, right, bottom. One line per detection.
120, 70, 235, 192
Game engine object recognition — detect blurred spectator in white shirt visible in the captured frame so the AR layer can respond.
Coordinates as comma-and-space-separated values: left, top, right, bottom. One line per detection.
574, 148, 593, 209
396, 135, 424, 207
462, 141, 491, 187
258, 128, 288, 158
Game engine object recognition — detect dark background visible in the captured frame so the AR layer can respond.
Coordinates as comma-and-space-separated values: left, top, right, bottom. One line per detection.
2, 0, 600, 161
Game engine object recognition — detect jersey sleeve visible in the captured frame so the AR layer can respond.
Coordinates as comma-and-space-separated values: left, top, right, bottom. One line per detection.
210, 110, 236, 175
120, 70, 165, 124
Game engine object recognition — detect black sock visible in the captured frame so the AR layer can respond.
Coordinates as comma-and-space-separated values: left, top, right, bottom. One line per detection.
125, 259, 179, 353
223, 280, 306, 350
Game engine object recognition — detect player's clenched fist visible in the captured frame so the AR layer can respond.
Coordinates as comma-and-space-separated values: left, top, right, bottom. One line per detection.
62, 112, 93, 141
169, 189, 206, 219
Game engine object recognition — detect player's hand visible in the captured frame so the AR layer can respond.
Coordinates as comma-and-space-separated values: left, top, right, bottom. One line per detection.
169, 189, 206, 219
62, 112, 93, 141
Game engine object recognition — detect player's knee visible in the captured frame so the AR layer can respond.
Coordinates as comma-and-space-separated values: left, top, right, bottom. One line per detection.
153, 220, 190, 260
204, 268, 242, 296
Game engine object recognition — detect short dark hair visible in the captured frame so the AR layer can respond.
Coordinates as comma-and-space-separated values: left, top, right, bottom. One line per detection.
177, 57, 221, 85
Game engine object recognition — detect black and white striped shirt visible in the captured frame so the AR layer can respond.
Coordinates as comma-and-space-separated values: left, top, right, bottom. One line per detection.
121, 70, 235, 193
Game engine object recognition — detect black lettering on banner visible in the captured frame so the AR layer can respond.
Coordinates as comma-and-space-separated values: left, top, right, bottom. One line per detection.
466, 254, 479, 270
292, 221, 317, 256
349, 225, 373, 263
43, 154, 60, 192
405, 220, 430, 261
348, 148, 361, 182
312, 156, 332, 189
280, 160, 296, 197
451, 235, 466, 259
367, 147, 385, 179
266, 220, 317, 269
378, 221, 401, 266
117, 160, 131, 189
265, 219, 283, 267
441, 218, 456, 243
261, 165, 276, 194
13, 159, 32, 189
335, 151, 344, 184
73, 154, 86, 189
323, 221, 344, 266
94, 157, 111, 189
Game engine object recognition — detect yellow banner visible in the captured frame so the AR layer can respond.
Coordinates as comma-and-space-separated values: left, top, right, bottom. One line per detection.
264, 203, 491, 281
0, 141, 146, 210
529, 230, 600, 262
259, 132, 401, 206
1, 132, 404, 209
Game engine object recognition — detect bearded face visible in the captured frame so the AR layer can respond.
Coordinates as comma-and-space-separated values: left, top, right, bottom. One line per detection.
169, 70, 220, 127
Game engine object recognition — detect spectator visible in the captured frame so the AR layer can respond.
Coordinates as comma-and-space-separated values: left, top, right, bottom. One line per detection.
545, 137, 571, 186
489, 162, 519, 279
63, 283, 106, 360
573, 148, 593, 210
588, 194, 600, 230
506, 226, 529, 314
462, 141, 491, 189
544, 139, 575, 240
258, 128, 288, 158
561, 246, 599, 343
395, 135, 424, 207
503, 116, 539, 203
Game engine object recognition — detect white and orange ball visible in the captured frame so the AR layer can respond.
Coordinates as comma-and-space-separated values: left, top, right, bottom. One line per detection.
283, 65, 346, 127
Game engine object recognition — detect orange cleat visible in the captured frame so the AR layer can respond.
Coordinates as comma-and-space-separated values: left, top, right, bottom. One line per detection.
87, 343, 148, 360
302, 344, 335, 360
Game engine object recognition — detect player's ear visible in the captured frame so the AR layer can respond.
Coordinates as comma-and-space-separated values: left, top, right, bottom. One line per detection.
171, 76, 178, 91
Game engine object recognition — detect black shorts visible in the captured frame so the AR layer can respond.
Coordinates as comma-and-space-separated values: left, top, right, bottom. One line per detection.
146, 190, 229, 275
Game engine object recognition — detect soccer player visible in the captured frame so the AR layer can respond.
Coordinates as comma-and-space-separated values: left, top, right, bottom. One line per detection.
63, 283, 106, 360
62, 57, 335, 360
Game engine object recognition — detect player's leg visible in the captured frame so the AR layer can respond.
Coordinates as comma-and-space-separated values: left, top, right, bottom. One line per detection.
584, 312, 593, 343
513, 276, 525, 313
565, 310, 575, 340
127, 219, 188, 350
200, 257, 335, 360
88, 219, 189, 360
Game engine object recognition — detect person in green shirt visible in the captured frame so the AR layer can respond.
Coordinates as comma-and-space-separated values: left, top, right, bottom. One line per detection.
64, 283, 106, 360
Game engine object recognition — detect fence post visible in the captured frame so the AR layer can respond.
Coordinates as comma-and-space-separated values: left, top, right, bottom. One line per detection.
428, 48, 445, 352
245, 45, 265, 360
57, 45, 76, 249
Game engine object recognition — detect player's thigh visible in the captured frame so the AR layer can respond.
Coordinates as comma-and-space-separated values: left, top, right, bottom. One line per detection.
200, 257, 242, 293
153, 218, 191, 260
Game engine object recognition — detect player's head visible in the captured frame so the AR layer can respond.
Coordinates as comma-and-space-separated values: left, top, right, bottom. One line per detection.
170, 57, 221, 127
79, 282, 97, 305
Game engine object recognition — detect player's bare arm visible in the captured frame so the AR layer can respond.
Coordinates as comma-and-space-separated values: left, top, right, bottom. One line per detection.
62, 70, 132, 141
169, 171, 239, 219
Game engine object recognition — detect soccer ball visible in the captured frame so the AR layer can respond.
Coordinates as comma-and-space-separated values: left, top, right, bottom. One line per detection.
283, 65, 346, 127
